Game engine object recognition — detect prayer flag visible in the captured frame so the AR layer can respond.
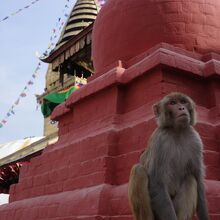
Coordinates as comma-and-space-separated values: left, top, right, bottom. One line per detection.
15, 99, 20, 105
28, 80, 34, 85
2, 16, 9, 21
41, 85, 80, 118
20, 93, 27, 97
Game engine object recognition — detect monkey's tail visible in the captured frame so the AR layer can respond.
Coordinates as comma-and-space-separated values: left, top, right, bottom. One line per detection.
128, 164, 154, 220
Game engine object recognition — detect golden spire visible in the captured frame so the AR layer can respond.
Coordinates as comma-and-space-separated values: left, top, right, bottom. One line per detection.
55, 0, 100, 49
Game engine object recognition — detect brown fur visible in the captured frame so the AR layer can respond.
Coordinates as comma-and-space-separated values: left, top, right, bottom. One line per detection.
173, 176, 197, 220
128, 164, 154, 220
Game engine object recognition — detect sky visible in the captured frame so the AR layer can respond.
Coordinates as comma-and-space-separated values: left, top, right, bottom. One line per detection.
0, 0, 76, 143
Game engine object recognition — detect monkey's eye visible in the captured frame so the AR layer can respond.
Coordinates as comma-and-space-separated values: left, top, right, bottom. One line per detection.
180, 99, 187, 104
169, 100, 177, 105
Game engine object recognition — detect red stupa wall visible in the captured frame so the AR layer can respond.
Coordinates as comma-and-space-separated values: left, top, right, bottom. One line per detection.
0, 0, 220, 219
92, 0, 220, 73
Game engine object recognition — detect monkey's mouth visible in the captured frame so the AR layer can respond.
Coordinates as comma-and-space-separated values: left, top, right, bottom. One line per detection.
178, 113, 188, 118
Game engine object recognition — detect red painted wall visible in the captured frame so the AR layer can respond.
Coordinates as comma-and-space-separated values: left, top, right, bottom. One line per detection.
0, 43, 219, 220
92, 0, 220, 73
0, 0, 219, 219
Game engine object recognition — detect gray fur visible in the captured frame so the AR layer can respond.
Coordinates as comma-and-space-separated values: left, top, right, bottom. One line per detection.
129, 93, 209, 220
142, 126, 208, 220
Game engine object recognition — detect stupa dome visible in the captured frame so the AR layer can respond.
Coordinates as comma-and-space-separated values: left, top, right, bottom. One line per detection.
92, 0, 220, 72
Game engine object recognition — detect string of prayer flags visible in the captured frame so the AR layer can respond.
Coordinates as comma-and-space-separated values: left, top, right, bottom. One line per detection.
41, 0, 107, 57
0, 0, 107, 128
40, 0, 73, 57
0, 0, 106, 24
0, 62, 42, 129
0, 0, 41, 23
0, 1, 73, 127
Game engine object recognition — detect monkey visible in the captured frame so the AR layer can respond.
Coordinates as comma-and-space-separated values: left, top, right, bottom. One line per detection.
128, 92, 209, 220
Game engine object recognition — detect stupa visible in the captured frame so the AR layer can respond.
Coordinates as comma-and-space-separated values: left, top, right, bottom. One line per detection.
0, 0, 219, 219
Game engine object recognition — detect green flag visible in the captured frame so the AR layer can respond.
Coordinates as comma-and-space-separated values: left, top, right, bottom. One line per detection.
41, 85, 79, 118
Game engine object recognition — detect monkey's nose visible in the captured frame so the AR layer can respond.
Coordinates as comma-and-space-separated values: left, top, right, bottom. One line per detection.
179, 106, 185, 110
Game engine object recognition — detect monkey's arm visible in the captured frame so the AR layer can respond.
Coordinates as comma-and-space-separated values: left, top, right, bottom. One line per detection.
194, 160, 209, 220
193, 137, 209, 220
149, 175, 177, 220
196, 179, 209, 220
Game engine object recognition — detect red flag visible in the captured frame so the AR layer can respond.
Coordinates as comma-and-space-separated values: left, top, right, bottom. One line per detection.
20, 93, 27, 97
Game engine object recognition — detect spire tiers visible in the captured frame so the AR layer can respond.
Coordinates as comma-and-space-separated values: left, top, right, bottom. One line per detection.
55, 0, 100, 49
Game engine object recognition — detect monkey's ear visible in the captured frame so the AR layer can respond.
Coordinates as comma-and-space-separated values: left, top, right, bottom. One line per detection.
153, 104, 160, 117
190, 100, 197, 126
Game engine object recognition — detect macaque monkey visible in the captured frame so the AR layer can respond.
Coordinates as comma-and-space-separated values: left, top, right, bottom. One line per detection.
128, 92, 209, 220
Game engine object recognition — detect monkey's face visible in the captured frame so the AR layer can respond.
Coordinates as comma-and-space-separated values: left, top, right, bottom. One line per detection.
166, 98, 191, 128
153, 92, 196, 128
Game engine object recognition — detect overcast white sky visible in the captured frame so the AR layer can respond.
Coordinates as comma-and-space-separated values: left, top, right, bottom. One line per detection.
0, 0, 76, 143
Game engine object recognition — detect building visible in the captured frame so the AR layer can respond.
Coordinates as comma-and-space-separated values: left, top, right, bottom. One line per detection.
0, 0, 103, 195
0, 0, 219, 219
39, 0, 101, 136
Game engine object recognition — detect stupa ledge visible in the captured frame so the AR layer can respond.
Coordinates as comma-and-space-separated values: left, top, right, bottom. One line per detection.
51, 64, 126, 121
51, 103, 71, 121
51, 43, 220, 122
1, 0, 220, 218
